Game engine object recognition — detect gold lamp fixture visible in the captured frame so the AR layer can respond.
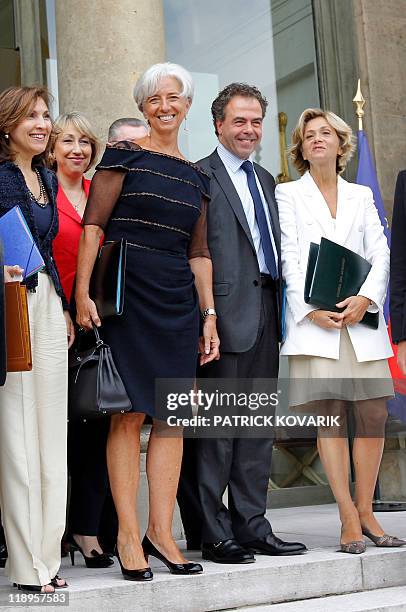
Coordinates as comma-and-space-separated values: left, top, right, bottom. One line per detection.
276, 111, 291, 184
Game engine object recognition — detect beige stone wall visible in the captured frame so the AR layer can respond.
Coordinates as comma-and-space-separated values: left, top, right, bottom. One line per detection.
353, 0, 406, 220
55, 0, 165, 144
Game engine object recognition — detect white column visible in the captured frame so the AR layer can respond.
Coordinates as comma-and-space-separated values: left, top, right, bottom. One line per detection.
55, 0, 165, 141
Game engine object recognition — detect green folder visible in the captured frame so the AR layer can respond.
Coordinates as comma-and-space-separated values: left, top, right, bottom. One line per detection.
304, 238, 378, 329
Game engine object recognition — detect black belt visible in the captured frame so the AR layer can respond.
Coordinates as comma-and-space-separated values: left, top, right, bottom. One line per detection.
260, 273, 277, 288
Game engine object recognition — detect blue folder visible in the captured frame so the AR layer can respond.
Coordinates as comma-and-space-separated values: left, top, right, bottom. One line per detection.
281, 280, 286, 343
0, 206, 45, 279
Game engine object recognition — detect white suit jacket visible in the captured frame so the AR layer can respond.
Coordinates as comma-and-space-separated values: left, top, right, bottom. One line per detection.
275, 171, 393, 362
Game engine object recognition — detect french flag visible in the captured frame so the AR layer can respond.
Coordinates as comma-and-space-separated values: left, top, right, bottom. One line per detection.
355, 130, 405, 420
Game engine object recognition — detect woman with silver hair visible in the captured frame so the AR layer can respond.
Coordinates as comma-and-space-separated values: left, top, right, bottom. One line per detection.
75, 63, 219, 580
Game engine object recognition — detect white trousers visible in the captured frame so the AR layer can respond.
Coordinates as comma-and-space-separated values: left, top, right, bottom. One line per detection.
0, 273, 68, 585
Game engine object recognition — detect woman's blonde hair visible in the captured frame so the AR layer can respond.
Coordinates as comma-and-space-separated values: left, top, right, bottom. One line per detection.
50, 112, 101, 171
290, 108, 355, 175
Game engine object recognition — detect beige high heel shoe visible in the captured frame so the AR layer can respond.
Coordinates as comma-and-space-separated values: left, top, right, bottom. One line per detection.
339, 540, 366, 554
339, 525, 366, 554
362, 527, 406, 547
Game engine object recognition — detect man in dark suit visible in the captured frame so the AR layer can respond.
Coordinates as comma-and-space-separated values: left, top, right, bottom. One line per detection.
390, 170, 406, 370
178, 83, 306, 563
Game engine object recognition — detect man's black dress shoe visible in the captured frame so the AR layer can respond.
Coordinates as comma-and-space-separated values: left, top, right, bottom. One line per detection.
244, 533, 307, 556
202, 539, 255, 564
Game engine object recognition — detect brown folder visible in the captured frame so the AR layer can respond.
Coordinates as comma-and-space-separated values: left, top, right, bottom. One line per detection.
5, 281, 32, 372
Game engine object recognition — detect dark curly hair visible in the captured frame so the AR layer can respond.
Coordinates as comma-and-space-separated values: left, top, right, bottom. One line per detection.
211, 83, 268, 136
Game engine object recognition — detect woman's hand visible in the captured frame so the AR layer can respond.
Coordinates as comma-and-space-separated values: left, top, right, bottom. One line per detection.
75, 293, 101, 330
75, 226, 104, 330
336, 295, 370, 326
63, 311, 76, 349
307, 309, 343, 329
4, 265, 23, 282
199, 316, 220, 365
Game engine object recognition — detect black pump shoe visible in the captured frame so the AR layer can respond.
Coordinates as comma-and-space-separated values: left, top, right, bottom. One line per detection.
67, 534, 114, 569
142, 534, 203, 575
115, 547, 153, 581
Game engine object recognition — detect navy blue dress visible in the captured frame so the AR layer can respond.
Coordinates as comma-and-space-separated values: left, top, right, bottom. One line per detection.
84, 144, 210, 416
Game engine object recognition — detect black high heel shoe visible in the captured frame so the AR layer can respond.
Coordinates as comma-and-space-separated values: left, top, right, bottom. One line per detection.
142, 535, 203, 575
115, 546, 153, 582
66, 534, 114, 569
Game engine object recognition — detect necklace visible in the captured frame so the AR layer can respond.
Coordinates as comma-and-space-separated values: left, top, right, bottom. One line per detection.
28, 168, 48, 208
69, 188, 85, 214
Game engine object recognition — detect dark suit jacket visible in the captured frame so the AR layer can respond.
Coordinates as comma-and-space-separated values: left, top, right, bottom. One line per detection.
197, 149, 282, 353
0, 162, 68, 309
390, 170, 406, 343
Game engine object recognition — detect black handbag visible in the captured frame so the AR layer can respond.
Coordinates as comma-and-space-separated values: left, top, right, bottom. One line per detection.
90, 239, 127, 319
68, 326, 132, 421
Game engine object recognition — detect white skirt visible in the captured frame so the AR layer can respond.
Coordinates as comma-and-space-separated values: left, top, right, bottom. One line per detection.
288, 327, 393, 407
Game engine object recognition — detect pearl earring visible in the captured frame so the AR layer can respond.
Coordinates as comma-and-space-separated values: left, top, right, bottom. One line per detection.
183, 116, 189, 133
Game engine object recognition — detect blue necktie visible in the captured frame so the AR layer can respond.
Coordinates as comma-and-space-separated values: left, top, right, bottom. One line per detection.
241, 160, 278, 280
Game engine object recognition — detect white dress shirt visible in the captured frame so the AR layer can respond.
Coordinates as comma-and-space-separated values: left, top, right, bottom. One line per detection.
217, 143, 278, 275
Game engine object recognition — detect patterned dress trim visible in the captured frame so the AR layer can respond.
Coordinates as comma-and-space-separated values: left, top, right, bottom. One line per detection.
104, 143, 210, 179
110, 217, 191, 237
104, 239, 184, 257
121, 191, 200, 211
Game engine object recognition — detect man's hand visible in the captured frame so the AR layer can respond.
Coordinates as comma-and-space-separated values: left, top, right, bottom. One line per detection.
397, 341, 406, 376
336, 295, 370, 326
307, 309, 343, 329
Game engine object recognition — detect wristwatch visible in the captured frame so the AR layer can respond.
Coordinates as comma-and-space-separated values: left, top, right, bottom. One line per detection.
202, 307, 217, 320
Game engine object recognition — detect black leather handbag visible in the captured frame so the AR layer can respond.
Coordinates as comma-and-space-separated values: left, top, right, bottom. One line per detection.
90, 239, 127, 319
68, 326, 132, 421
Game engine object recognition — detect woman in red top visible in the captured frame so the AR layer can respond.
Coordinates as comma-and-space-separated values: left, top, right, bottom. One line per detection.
51, 113, 114, 568
52, 113, 94, 301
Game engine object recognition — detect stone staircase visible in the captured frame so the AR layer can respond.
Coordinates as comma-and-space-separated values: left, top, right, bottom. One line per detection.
235, 587, 406, 612
0, 505, 405, 611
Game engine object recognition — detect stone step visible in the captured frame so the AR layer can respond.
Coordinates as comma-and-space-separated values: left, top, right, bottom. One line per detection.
0, 545, 405, 612
231, 585, 406, 611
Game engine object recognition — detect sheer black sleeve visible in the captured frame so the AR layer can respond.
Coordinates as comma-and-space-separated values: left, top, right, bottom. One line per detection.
83, 141, 145, 230
82, 170, 126, 230
188, 197, 211, 259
